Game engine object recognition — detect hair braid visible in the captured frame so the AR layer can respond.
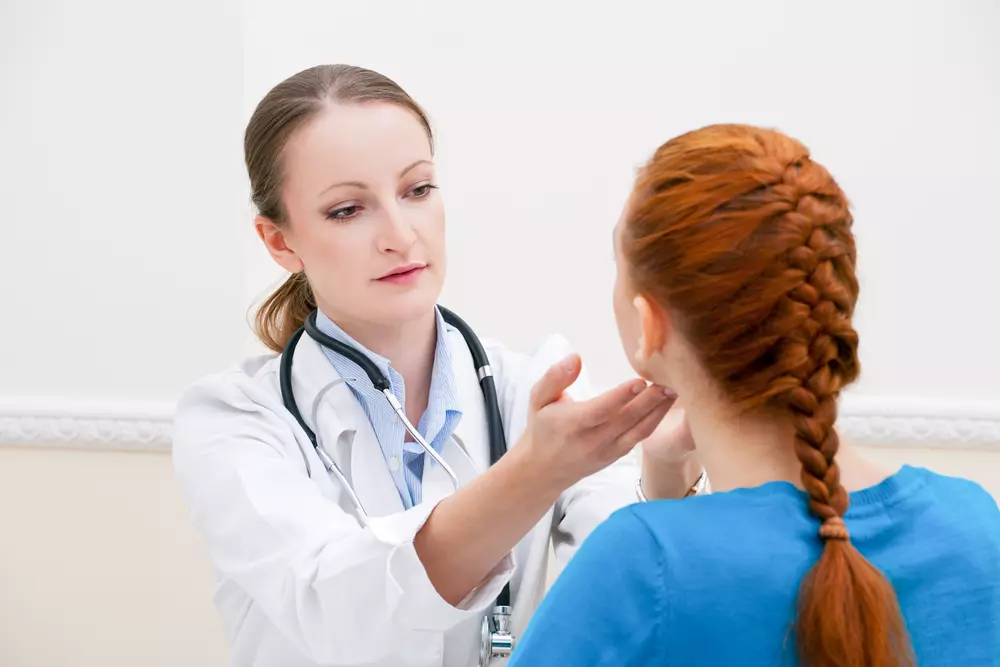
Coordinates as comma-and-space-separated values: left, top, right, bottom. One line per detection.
623, 124, 914, 667
763, 158, 912, 666
767, 159, 859, 540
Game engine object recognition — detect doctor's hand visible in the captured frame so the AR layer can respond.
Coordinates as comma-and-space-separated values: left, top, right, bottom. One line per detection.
520, 353, 677, 490
414, 353, 673, 608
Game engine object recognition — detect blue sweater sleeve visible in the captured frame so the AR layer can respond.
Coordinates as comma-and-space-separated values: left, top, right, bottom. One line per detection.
509, 507, 666, 667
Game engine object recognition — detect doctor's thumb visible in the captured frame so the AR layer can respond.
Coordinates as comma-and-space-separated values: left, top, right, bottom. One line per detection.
529, 354, 582, 411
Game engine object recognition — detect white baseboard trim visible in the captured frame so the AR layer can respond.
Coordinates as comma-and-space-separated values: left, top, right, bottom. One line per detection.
0, 395, 998, 453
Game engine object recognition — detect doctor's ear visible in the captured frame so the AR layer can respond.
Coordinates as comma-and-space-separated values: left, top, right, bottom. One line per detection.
632, 294, 670, 366
256, 215, 304, 274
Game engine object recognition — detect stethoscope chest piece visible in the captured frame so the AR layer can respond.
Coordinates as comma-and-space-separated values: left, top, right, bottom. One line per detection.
480, 605, 514, 665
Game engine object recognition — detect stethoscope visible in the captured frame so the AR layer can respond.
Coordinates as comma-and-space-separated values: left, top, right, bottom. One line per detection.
279, 308, 514, 665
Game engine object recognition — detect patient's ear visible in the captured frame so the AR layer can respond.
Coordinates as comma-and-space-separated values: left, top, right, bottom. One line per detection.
633, 294, 669, 368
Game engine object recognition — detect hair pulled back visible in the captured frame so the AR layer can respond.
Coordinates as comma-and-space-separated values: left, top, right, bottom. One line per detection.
622, 124, 913, 667
244, 64, 433, 352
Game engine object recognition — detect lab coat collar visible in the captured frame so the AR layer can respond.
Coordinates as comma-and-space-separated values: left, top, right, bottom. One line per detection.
287, 334, 403, 518
287, 328, 484, 519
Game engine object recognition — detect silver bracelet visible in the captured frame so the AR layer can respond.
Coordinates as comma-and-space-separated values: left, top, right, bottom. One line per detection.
688, 468, 709, 496
635, 477, 649, 503
635, 468, 708, 502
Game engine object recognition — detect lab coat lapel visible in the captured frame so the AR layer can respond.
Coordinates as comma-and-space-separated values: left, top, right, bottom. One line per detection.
290, 336, 405, 518
421, 326, 491, 506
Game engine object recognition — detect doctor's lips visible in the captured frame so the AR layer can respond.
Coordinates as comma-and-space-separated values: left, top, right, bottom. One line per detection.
376, 262, 427, 285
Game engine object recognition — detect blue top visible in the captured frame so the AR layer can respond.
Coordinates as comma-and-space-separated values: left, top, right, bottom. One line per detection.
315, 308, 462, 508
510, 465, 1000, 666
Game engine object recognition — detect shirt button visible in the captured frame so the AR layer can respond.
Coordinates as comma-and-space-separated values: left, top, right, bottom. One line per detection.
388, 455, 401, 472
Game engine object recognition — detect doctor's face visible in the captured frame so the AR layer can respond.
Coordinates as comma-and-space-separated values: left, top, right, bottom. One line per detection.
260, 102, 446, 332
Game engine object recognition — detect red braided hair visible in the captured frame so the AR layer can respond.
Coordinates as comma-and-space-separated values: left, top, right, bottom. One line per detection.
622, 124, 914, 667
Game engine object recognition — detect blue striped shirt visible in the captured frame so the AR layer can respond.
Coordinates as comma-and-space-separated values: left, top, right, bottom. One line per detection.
314, 308, 463, 509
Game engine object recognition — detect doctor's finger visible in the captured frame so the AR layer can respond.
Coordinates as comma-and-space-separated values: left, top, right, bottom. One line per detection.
587, 384, 675, 433
529, 354, 582, 411
607, 396, 677, 459
597, 389, 677, 442
574, 379, 654, 427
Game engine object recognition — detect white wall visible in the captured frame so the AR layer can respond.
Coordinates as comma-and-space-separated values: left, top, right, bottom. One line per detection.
4, 0, 996, 401
2, 1, 999, 666
1, 0, 247, 401
242, 0, 1000, 402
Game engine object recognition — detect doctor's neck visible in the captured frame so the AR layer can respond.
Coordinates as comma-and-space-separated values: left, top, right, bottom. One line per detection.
325, 306, 438, 398
332, 307, 437, 368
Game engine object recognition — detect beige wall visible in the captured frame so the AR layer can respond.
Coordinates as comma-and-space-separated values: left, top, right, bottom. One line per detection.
856, 445, 1000, 499
0, 448, 228, 667
1, 444, 998, 667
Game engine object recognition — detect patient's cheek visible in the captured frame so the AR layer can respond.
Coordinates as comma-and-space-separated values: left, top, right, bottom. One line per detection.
632, 350, 675, 389
628, 352, 655, 383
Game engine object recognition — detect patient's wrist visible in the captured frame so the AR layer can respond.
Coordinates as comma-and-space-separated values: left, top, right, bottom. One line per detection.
638, 454, 705, 501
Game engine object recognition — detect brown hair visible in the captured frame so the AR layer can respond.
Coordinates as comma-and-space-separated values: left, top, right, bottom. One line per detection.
622, 124, 913, 666
245, 64, 434, 352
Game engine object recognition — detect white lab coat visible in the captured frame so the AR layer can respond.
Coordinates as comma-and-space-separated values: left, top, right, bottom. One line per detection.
172, 327, 640, 667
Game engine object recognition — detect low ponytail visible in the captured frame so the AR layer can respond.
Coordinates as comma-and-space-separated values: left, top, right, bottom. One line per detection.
622, 124, 915, 666
797, 509, 914, 666
252, 272, 315, 353
783, 381, 913, 666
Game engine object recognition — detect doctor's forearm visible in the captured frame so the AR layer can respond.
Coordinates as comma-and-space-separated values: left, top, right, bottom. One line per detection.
413, 441, 563, 606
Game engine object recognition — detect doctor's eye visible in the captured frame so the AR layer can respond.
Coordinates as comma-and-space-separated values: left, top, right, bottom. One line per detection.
407, 183, 439, 199
326, 205, 362, 221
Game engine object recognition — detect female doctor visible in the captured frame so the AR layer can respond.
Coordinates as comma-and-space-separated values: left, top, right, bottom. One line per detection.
171, 64, 704, 667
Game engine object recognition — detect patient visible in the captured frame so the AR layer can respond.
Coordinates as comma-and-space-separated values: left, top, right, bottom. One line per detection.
510, 124, 1000, 666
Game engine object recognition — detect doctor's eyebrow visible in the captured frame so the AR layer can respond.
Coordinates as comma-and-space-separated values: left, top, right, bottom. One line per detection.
320, 179, 367, 195
397, 159, 432, 179
318, 159, 433, 197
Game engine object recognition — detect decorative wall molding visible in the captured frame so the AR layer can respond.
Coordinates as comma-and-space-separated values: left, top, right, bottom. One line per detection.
0, 395, 998, 453
0, 398, 175, 452
837, 396, 1000, 450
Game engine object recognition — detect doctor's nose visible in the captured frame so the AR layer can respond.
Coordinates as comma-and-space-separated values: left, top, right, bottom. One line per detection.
376, 205, 417, 254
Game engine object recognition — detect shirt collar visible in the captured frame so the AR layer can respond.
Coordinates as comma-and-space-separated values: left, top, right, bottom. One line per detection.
314, 308, 462, 421
427, 308, 462, 423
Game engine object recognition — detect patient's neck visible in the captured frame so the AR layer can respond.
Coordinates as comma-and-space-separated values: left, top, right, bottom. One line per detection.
683, 388, 888, 494
684, 396, 799, 493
